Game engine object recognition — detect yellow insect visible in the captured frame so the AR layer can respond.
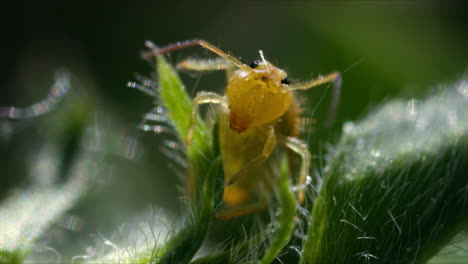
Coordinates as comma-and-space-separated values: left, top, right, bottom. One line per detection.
143, 39, 340, 219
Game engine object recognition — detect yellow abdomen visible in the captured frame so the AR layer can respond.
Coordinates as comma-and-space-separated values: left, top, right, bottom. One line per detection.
218, 109, 275, 207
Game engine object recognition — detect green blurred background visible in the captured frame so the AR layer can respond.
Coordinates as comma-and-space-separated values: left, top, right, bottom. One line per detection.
0, 0, 467, 260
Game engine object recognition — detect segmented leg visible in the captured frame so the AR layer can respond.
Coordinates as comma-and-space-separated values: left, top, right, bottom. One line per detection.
186, 91, 228, 145
288, 72, 342, 126
176, 58, 234, 72
142, 39, 244, 68
285, 137, 311, 203
288, 72, 340, 91
225, 126, 277, 186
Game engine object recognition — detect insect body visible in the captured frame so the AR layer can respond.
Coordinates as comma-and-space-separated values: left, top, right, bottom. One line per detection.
143, 40, 340, 219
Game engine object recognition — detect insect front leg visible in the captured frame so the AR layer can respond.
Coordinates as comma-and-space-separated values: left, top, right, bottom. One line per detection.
187, 91, 228, 146
285, 137, 311, 204
176, 58, 235, 72
142, 39, 244, 68
176, 58, 236, 79
225, 126, 277, 186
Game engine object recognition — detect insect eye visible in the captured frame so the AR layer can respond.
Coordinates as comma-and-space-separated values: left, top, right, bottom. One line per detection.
249, 60, 260, 69
281, 77, 290, 85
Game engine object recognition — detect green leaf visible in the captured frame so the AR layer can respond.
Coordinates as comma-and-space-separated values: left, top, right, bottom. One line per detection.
151, 56, 223, 264
156, 55, 214, 199
301, 81, 468, 264
428, 231, 468, 264
156, 55, 210, 152
0, 73, 94, 262
258, 155, 297, 264
0, 250, 24, 264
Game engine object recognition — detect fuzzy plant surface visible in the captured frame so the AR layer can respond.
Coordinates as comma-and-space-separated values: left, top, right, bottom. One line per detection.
301, 82, 468, 264
0, 72, 93, 264
148, 55, 222, 264
0, 56, 466, 264
0, 72, 139, 264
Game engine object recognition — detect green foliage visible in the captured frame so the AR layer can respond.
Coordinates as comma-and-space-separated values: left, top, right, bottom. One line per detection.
0, 74, 95, 262
151, 56, 222, 264
0, 53, 466, 264
258, 155, 297, 264
151, 56, 468, 264
428, 231, 468, 263
0, 250, 24, 264
155, 157, 222, 264
302, 84, 468, 264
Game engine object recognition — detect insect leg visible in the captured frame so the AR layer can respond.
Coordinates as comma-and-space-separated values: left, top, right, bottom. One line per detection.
285, 137, 311, 204
288, 72, 340, 91
288, 72, 342, 125
186, 91, 228, 146
142, 39, 244, 68
225, 127, 277, 186
176, 58, 234, 72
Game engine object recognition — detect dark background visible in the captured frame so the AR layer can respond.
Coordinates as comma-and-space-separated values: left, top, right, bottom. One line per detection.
0, 0, 467, 260
2, 1, 467, 115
